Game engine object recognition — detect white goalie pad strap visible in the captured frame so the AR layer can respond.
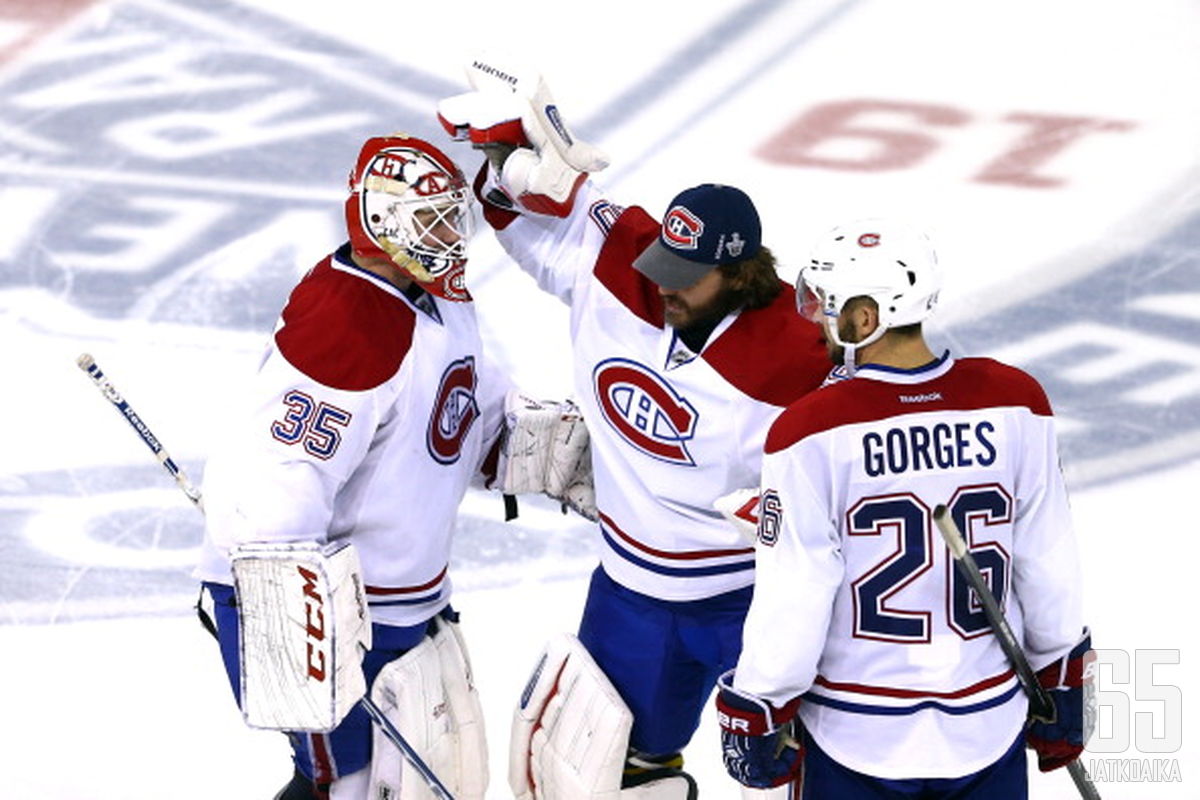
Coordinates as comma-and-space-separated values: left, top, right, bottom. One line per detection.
498, 391, 597, 521
230, 540, 371, 732
713, 488, 761, 544
368, 616, 489, 800
509, 633, 633, 800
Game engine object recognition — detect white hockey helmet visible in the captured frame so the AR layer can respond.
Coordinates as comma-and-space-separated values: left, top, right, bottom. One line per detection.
345, 135, 474, 301
797, 219, 941, 368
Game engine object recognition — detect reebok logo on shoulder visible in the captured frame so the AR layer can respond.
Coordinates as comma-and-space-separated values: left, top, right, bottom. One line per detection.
898, 392, 944, 404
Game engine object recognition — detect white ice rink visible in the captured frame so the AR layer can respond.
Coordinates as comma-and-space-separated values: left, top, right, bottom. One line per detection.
2, 0, 1198, 797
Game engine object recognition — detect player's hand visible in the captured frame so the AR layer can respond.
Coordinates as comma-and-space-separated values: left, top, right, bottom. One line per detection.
1027, 629, 1095, 771
715, 670, 804, 789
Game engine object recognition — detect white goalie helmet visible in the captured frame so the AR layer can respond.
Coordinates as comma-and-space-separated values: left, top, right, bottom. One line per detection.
797, 218, 941, 368
345, 135, 474, 301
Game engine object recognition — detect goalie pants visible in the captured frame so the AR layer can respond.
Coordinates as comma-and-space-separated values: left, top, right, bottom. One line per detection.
202, 581, 446, 785
576, 566, 752, 757
800, 730, 1026, 799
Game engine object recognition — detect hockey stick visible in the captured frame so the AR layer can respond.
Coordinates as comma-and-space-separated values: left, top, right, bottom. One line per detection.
932, 505, 1101, 800
77, 353, 204, 509
75, 352, 457, 800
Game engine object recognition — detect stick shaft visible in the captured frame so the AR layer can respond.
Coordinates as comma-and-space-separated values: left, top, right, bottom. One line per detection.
76, 353, 203, 509
360, 695, 457, 799
933, 505, 1101, 800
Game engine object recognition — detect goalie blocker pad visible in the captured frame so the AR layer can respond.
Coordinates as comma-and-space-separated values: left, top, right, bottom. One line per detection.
510, 634, 695, 800
368, 614, 489, 800
230, 540, 371, 732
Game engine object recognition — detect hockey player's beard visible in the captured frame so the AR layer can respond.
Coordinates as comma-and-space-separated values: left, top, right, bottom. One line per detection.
663, 286, 743, 331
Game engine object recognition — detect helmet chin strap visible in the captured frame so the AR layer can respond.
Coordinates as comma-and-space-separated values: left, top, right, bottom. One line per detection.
827, 314, 887, 377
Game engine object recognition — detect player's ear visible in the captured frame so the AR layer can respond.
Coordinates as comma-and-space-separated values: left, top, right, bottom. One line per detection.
849, 296, 880, 339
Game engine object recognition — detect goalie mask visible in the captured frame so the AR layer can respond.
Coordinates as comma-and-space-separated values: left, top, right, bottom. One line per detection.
798, 218, 941, 371
346, 135, 474, 302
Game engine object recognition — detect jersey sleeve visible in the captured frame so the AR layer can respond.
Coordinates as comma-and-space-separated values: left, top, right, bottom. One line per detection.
1011, 408, 1086, 670
202, 346, 395, 552
733, 438, 843, 705
469, 343, 516, 487
488, 179, 615, 306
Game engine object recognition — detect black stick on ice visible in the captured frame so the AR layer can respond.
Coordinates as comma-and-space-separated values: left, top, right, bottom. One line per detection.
933, 504, 1101, 800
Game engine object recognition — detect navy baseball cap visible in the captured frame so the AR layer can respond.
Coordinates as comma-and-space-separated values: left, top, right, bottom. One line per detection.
633, 184, 762, 290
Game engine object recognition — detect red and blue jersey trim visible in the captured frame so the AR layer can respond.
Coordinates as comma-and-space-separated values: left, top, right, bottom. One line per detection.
598, 511, 755, 578
805, 669, 1021, 716
364, 565, 447, 607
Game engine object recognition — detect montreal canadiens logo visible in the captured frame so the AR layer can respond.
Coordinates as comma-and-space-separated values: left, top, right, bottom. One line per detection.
662, 205, 704, 251
427, 356, 479, 464
857, 232, 881, 247
593, 358, 698, 466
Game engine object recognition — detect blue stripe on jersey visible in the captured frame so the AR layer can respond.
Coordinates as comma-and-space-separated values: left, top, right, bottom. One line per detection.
805, 682, 1022, 716
367, 590, 443, 607
600, 528, 755, 577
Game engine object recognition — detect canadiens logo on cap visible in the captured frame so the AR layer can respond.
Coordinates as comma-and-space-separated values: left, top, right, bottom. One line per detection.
662, 205, 704, 250
858, 232, 881, 247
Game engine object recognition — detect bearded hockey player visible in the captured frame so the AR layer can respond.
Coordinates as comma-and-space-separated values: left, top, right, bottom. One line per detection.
716, 219, 1094, 798
437, 56, 832, 799
195, 134, 506, 800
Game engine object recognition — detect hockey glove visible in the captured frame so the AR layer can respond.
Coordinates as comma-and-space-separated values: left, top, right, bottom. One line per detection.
494, 391, 598, 522
437, 52, 608, 218
713, 488, 760, 544
715, 670, 804, 789
1027, 628, 1095, 772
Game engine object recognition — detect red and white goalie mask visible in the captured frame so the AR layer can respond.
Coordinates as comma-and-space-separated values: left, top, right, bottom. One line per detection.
345, 135, 474, 302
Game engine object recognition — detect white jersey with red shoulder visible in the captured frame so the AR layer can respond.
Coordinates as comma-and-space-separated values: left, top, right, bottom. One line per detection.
195, 244, 508, 627
482, 178, 830, 601
734, 353, 1085, 778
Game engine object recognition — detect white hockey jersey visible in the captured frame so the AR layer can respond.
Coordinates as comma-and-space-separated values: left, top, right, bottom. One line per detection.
734, 354, 1085, 779
195, 245, 508, 627
485, 181, 830, 601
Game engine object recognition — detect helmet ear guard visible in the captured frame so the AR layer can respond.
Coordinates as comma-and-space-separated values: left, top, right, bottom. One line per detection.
345, 135, 475, 302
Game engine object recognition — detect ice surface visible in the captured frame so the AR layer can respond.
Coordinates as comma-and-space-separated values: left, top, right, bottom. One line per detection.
1, 0, 1197, 797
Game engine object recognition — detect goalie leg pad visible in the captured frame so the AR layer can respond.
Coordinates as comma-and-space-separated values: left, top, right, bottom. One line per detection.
509, 634, 634, 800
231, 540, 371, 732
368, 614, 489, 799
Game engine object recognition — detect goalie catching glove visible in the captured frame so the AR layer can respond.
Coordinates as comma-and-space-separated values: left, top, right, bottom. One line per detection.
495, 390, 597, 521
437, 53, 608, 217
